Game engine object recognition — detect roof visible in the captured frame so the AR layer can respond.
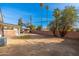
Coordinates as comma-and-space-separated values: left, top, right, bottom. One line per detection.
0, 22, 19, 28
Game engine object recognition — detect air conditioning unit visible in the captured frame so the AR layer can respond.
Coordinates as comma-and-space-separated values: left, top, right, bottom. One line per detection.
0, 37, 7, 46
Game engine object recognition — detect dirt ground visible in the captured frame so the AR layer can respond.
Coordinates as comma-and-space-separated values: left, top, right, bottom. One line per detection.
0, 34, 79, 56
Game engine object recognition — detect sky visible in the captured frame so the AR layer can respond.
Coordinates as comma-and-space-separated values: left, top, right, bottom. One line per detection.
0, 3, 79, 28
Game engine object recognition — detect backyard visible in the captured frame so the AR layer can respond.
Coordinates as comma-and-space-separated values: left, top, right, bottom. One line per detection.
0, 33, 79, 56
0, 3, 79, 56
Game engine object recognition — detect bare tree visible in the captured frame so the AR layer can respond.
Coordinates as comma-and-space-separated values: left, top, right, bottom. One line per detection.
0, 8, 4, 37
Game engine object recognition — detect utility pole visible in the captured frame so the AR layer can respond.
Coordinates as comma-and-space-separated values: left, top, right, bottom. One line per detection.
30, 15, 32, 26
29, 15, 32, 32
0, 8, 4, 37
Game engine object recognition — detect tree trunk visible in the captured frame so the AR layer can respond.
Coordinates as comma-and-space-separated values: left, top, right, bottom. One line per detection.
53, 28, 57, 37
59, 26, 67, 37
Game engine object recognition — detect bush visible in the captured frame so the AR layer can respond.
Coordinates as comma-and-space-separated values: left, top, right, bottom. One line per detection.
76, 29, 79, 32
16, 35, 31, 39
36, 25, 42, 31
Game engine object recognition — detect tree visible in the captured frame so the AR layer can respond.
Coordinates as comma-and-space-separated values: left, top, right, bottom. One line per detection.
0, 8, 4, 37
36, 25, 42, 31
27, 24, 36, 32
30, 25, 36, 31
59, 6, 78, 37
18, 18, 23, 33
40, 3, 44, 28
48, 6, 78, 37
48, 8, 61, 36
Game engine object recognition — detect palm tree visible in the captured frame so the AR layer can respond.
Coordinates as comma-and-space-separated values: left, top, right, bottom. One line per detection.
48, 8, 61, 36
46, 5, 49, 26
40, 3, 44, 29
53, 8, 61, 36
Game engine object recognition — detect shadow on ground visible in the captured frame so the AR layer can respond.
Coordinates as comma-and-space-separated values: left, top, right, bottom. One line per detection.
0, 38, 79, 56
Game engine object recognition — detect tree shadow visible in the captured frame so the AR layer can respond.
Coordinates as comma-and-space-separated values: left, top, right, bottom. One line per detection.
0, 38, 79, 56
3, 33, 79, 56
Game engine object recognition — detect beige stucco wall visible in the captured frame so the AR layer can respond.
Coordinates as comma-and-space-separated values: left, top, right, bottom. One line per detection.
4, 30, 17, 38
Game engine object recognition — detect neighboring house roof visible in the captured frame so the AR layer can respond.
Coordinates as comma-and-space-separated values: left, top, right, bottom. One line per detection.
3, 23, 18, 26
0, 22, 19, 29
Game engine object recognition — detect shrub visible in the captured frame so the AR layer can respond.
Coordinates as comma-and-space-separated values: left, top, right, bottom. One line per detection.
16, 35, 31, 39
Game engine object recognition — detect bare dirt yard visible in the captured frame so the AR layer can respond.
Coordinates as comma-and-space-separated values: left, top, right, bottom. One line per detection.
0, 33, 79, 56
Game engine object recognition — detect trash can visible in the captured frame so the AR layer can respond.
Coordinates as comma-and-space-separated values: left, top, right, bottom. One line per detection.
0, 37, 7, 46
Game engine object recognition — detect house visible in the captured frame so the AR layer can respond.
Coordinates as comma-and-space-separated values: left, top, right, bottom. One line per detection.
4, 23, 20, 37
0, 9, 20, 38
0, 22, 20, 38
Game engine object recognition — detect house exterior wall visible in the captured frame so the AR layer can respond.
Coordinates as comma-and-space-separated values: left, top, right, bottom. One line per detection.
4, 30, 17, 38
0, 29, 2, 37
3, 24, 20, 38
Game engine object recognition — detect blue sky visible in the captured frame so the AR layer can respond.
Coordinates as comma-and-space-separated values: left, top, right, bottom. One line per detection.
0, 3, 79, 28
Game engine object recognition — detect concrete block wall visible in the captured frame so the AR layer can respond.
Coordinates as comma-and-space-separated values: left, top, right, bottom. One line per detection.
32, 31, 79, 39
